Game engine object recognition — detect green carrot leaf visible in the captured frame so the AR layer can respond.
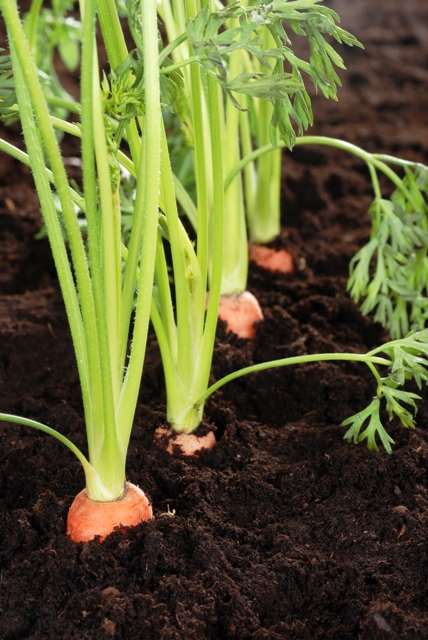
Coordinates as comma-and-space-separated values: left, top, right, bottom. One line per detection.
344, 329, 428, 452
343, 398, 395, 453
348, 164, 428, 339
0, 49, 17, 123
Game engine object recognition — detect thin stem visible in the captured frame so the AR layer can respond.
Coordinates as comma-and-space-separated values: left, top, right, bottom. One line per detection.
0, 137, 85, 210
195, 353, 391, 408
226, 136, 419, 209
159, 124, 201, 388
46, 96, 81, 114
0, 414, 118, 501
97, 0, 142, 167
9, 45, 93, 443
198, 72, 224, 389
189, 65, 210, 305
159, 54, 199, 74
153, 230, 178, 362
158, 31, 189, 66
92, 51, 122, 403
79, 0, 123, 494
250, 27, 282, 244
3, 0, 102, 456
25, 0, 43, 53
116, 0, 161, 448
220, 47, 248, 294
49, 115, 135, 177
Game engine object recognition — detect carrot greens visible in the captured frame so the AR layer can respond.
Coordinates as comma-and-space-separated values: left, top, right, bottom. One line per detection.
0, 0, 161, 502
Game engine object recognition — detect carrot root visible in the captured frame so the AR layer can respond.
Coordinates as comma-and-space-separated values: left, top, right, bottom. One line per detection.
249, 243, 294, 273
154, 426, 216, 456
218, 291, 263, 339
66, 482, 153, 543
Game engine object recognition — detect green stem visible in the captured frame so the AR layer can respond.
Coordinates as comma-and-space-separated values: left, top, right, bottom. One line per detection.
25, 0, 43, 53
158, 31, 188, 66
189, 65, 210, 305
0, 137, 85, 210
91, 50, 122, 403
97, 0, 143, 179
48, 116, 135, 178
153, 230, 178, 362
226, 136, 419, 211
159, 124, 203, 388
79, 0, 124, 495
197, 72, 224, 396
9, 46, 93, 445
195, 352, 391, 408
250, 28, 282, 244
0, 414, 118, 501
3, 0, 103, 461
220, 47, 248, 295
116, 0, 161, 448
158, 54, 199, 74
46, 96, 80, 114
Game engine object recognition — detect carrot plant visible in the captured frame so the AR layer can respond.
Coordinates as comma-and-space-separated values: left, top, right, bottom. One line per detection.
158, 0, 363, 338
229, 133, 428, 339
1, 0, 428, 546
0, 0, 161, 539
98, 0, 428, 453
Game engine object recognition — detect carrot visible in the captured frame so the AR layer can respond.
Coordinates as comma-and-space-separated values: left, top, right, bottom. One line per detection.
66, 482, 153, 543
218, 290, 263, 339
249, 243, 294, 273
154, 426, 216, 456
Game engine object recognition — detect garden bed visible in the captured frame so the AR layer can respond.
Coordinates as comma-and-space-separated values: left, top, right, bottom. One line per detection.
1, 0, 428, 637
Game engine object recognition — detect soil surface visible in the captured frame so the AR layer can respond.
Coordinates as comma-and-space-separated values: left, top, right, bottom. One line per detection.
1, 0, 428, 638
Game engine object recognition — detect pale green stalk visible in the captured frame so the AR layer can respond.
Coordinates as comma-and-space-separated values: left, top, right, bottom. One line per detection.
1, 0, 124, 499
115, 0, 161, 447
245, 27, 282, 244
159, 126, 203, 390
78, 0, 123, 494
91, 50, 122, 403
195, 71, 225, 408
220, 46, 248, 295
151, 66, 225, 433
2, 0, 95, 432
25, 0, 43, 53
159, 0, 213, 280
0, 0, 162, 500
95, 0, 159, 380
93, 0, 210, 435
140, 0, 225, 433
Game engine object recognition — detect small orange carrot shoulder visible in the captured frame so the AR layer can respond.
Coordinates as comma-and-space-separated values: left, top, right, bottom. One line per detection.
67, 482, 152, 543
249, 243, 294, 274
154, 426, 216, 456
218, 291, 263, 339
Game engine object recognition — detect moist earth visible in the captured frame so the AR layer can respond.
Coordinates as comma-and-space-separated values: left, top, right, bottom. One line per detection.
1, 0, 428, 638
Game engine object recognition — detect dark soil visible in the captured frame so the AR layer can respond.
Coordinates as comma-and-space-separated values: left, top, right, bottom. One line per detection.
1, 0, 428, 638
